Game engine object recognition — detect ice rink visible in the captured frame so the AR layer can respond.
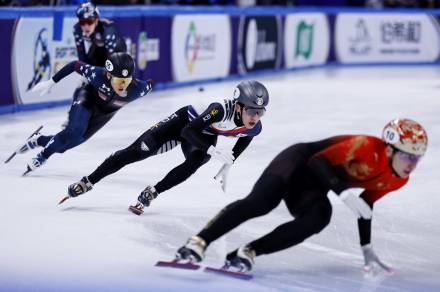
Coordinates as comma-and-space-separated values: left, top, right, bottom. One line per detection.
1, 66, 439, 292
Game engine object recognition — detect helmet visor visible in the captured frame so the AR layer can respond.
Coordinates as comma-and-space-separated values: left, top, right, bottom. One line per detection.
396, 150, 422, 164
111, 76, 132, 87
79, 18, 97, 26
244, 107, 265, 117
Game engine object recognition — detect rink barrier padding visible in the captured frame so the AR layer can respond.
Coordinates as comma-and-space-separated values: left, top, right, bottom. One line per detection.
2, 6, 440, 114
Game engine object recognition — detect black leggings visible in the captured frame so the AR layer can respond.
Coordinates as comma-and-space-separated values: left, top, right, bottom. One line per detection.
87, 108, 215, 194
198, 144, 333, 256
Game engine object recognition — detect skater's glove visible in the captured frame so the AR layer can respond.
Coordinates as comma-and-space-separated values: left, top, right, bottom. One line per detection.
214, 163, 232, 192
31, 78, 55, 96
207, 146, 234, 165
362, 244, 393, 274
340, 190, 372, 219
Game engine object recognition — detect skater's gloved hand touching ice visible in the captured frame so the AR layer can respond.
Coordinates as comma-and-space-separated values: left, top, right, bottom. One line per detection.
362, 244, 393, 274
31, 78, 56, 96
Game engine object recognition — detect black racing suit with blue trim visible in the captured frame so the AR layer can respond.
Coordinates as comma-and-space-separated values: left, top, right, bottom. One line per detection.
87, 99, 262, 195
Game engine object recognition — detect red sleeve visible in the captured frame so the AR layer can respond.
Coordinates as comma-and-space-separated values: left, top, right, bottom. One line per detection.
360, 179, 407, 205
360, 189, 389, 205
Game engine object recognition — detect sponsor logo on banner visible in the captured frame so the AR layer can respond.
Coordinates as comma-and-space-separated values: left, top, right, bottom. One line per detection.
137, 31, 160, 70
380, 20, 421, 55
284, 13, 329, 68
349, 19, 371, 55
184, 21, 216, 74
336, 13, 440, 63
27, 28, 52, 91
12, 17, 82, 104
238, 16, 281, 73
295, 21, 314, 59
172, 15, 231, 82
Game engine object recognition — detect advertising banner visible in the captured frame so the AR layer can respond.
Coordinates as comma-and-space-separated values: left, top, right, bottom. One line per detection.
237, 16, 282, 74
113, 16, 172, 83
12, 17, 82, 105
11, 15, 173, 107
284, 13, 330, 68
0, 19, 15, 107
335, 13, 440, 63
171, 15, 231, 82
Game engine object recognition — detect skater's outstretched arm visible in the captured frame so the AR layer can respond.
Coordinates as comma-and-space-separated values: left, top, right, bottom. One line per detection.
231, 136, 253, 160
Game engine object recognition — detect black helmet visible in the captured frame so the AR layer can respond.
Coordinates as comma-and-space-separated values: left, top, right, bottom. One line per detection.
105, 53, 135, 78
76, 2, 100, 20
234, 80, 269, 109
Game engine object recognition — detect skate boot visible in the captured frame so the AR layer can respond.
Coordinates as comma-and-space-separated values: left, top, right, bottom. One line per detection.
225, 245, 256, 272
23, 153, 46, 176
128, 185, 158, 215
176, 235, 207, 263
18, 130, 41, 154
68, 176, 93, 197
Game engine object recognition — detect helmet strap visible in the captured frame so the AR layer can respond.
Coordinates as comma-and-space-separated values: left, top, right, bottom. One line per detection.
233, 108, 243, 126
235, 109, 242, 120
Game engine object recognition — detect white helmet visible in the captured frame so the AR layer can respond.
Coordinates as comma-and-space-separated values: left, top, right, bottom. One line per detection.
382, 118, 428, 156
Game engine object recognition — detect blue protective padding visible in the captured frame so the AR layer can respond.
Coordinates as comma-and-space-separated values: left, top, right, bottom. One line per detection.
0, 100, 71, 114
2, 6, 440, 19
52, 11, 64, 41
2, 61, 440, 115
2, 6, 440, 114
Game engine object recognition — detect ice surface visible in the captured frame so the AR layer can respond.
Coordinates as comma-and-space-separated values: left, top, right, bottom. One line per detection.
1, 66, 439, 291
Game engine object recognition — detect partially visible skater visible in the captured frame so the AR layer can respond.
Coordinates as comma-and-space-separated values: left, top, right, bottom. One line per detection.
66, 2, 127, 127
175, 119, 428, 275
64, 81, 269, 215
8, 52, 152, 175
73, 2, 126, 66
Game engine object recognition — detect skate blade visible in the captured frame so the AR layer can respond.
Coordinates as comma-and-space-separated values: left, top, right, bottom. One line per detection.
204, 266, 253, 280
4, 152, 17, 164
6, 125, 43, 164
58, 196, 70, 205
128, 205, 143, 215
156, 260, 200, 270
22, 166, 32, 176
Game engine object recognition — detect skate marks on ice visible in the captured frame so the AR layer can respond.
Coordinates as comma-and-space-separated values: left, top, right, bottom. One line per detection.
150, 211, 413, 291
59, 205, 141, 216
124, 210, 385, 290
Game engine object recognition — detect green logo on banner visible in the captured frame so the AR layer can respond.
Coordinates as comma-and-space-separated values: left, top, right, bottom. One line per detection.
295, 21, 314, 59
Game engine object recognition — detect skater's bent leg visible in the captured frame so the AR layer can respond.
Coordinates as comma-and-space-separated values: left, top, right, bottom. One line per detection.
87, 134, 157, 185
154, 151, 209, 194
37, 135, 53, 147
198, 175, 286, 245
249, 197, 332, 256
40, 104, 91, 159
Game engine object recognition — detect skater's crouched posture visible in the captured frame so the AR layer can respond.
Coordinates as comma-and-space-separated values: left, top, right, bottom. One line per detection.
14, 52, 152, 175
177, 119, 428, 274
66, 80, 270, 215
